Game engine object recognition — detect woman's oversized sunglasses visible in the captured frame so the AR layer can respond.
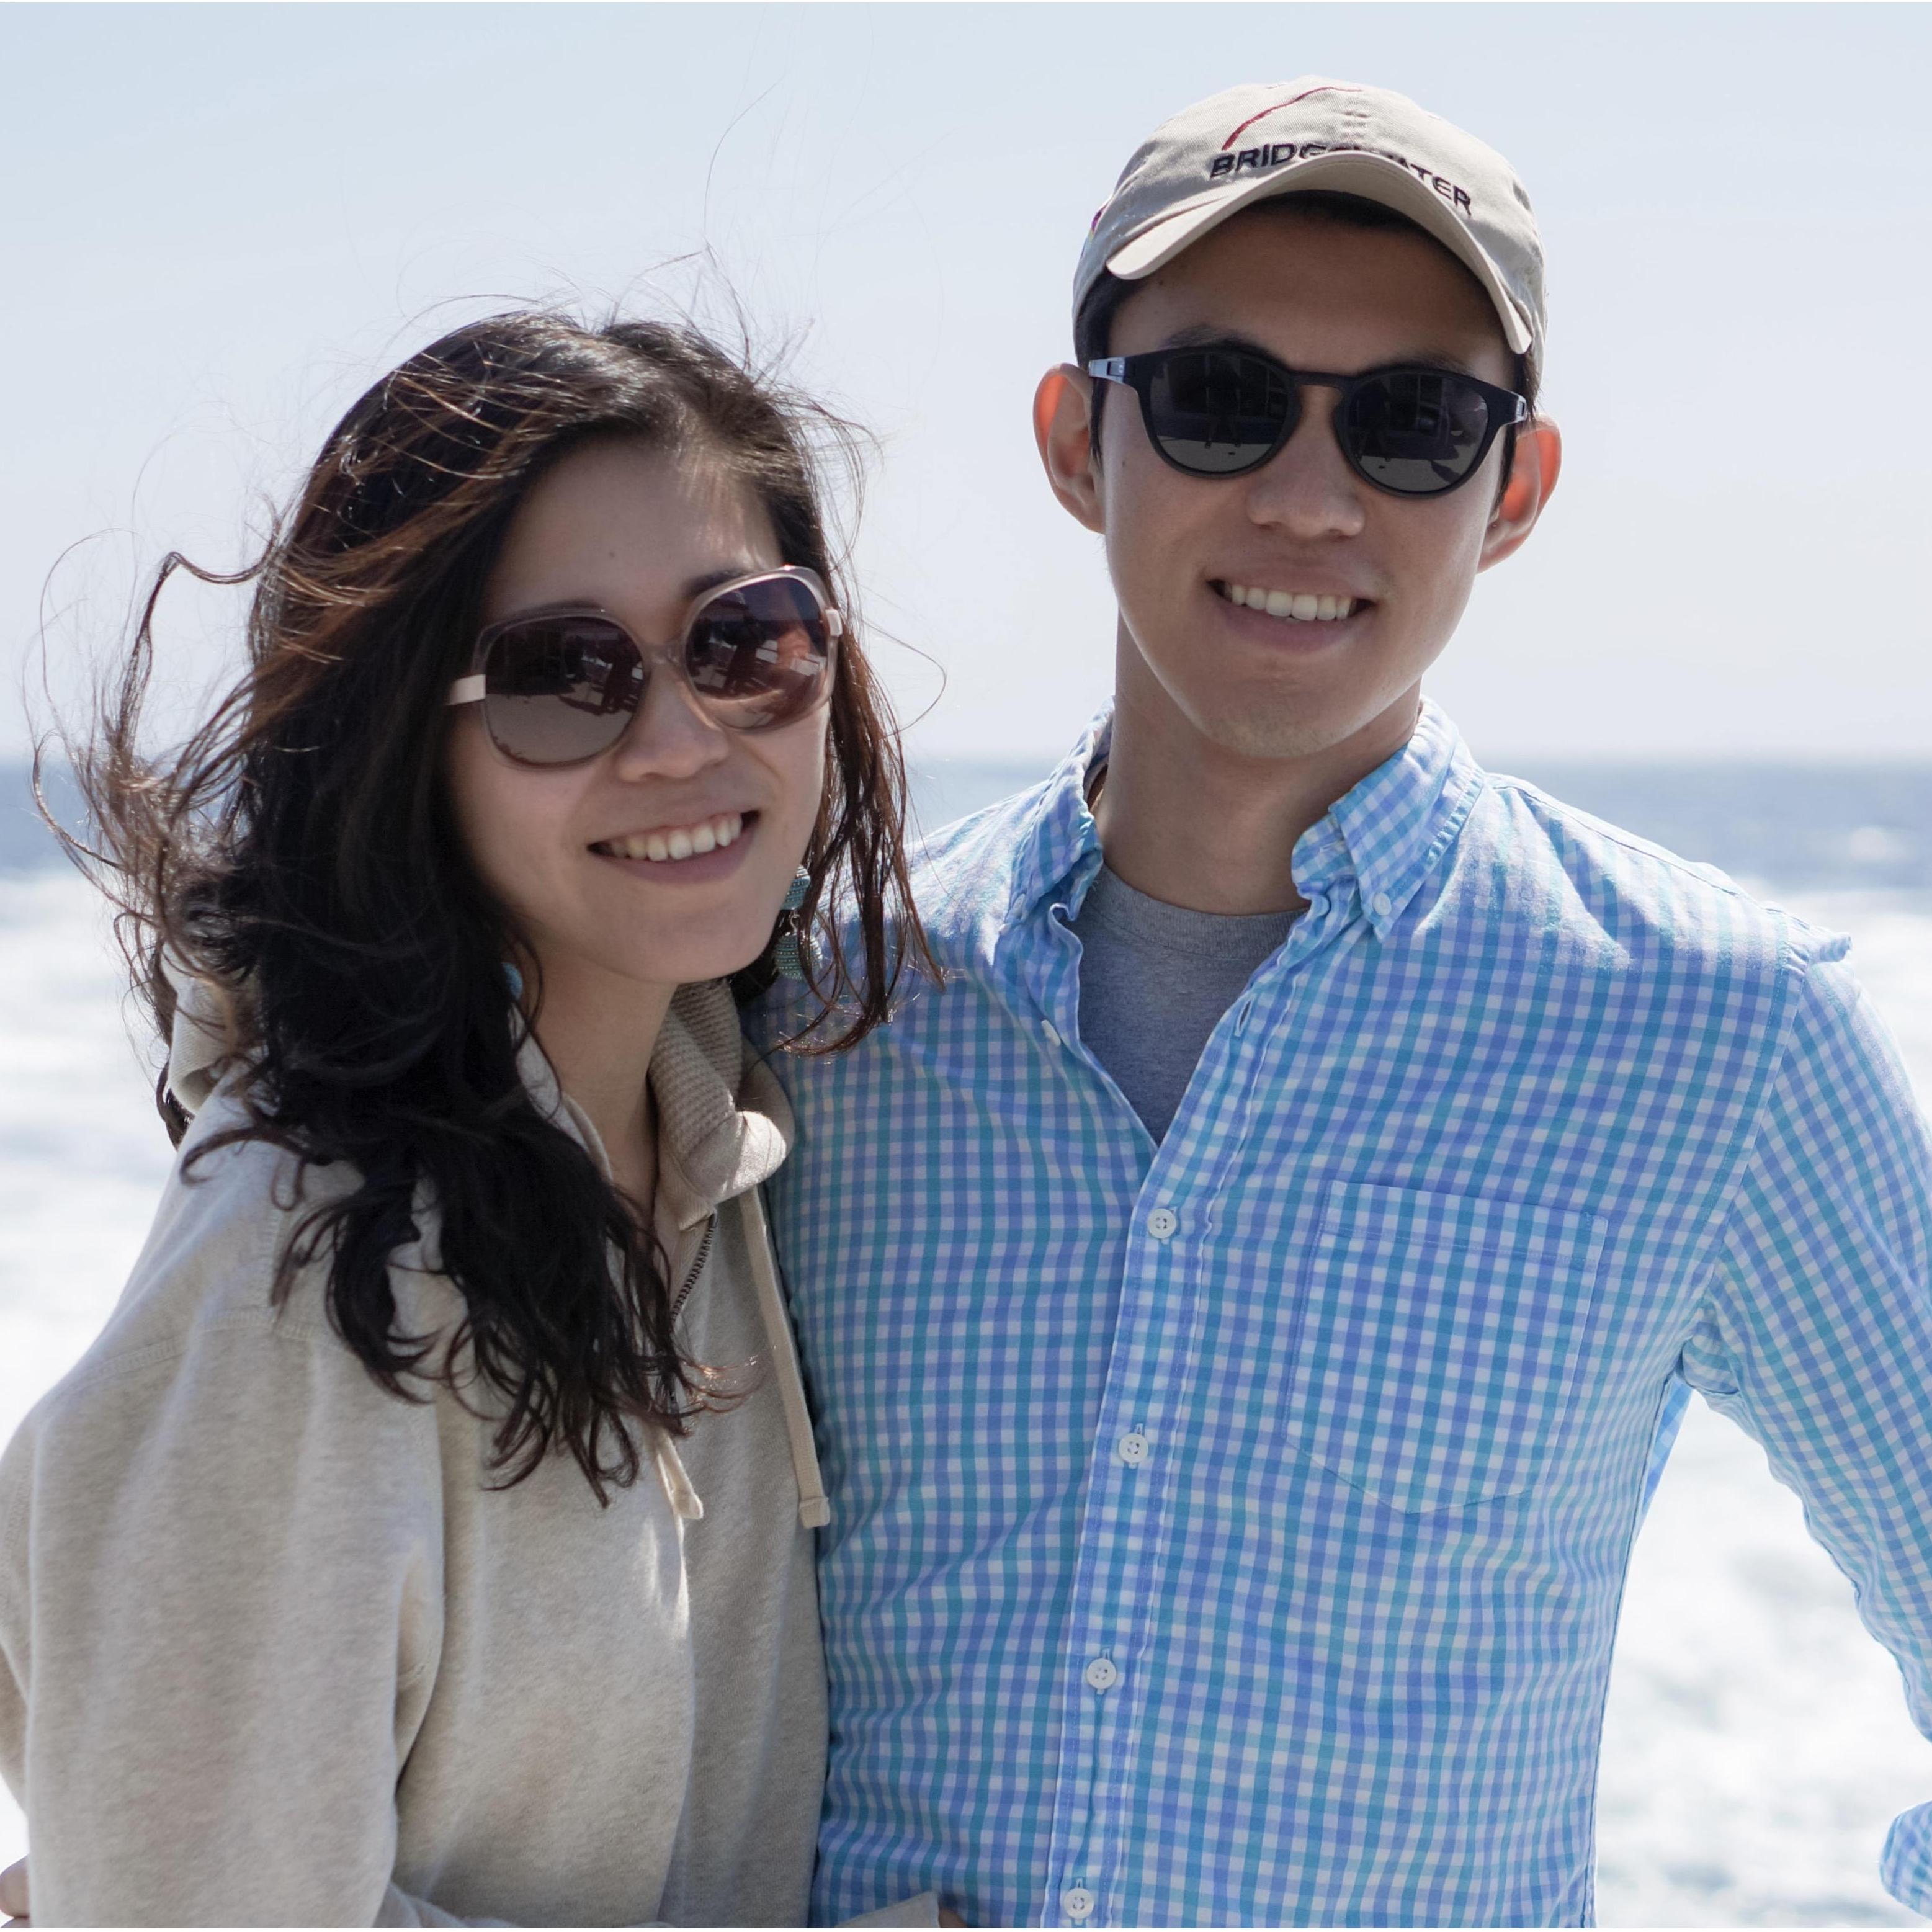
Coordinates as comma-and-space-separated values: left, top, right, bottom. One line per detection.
1087, 346, 1528, 497
447, 566, 841, 767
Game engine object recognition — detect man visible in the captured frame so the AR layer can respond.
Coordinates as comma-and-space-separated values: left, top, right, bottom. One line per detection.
759, 78, 1932, 1928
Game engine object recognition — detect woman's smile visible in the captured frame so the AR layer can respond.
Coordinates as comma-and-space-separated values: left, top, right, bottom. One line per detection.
589, 808, 759, 881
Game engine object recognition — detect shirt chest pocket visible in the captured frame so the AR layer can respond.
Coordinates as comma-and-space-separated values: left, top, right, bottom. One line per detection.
1286, 1179, 1606, 1516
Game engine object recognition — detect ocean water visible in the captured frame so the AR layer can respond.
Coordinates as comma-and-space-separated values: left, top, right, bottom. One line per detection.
3, 759, 1931, 1925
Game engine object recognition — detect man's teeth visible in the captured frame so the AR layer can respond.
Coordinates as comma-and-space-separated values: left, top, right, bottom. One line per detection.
600, 813, 745, 863
1224, 583, 1357, 622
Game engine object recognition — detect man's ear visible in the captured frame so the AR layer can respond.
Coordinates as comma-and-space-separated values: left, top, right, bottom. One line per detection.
1034, 365, 1107, 535
1478, 414, 1562, 571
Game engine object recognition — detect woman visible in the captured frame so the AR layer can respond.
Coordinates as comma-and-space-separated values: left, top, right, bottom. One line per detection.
0, 313, 936, 1925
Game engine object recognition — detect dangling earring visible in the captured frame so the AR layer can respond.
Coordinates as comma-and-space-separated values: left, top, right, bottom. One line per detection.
773, 867, 812, 980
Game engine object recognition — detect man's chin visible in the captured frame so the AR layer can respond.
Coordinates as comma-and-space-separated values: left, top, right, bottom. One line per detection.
1122, 639, 1426, 772
1186, 700, 1394, 768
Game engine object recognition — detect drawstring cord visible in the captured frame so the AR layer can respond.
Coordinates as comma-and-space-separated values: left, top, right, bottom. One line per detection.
738, 1187, 833, 1529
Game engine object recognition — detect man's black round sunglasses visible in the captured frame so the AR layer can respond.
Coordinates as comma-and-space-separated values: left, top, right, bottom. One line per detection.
1087, 346, 1528, 498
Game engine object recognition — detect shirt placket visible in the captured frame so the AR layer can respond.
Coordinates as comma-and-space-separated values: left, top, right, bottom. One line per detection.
1033, 887, 1356, 1927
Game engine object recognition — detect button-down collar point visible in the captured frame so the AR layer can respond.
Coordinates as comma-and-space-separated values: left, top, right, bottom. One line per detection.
1284, 701, 1482, 936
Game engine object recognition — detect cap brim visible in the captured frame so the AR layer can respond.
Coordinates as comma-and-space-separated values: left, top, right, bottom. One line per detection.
1104, 151, 1533, 357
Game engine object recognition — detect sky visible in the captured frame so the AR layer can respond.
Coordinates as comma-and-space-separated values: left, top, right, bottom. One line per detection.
2, 2, 1929, 768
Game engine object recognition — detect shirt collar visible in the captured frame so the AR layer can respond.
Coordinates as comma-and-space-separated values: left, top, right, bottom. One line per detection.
1294, 699, 1486, 939
1010, 698, 1483, 942
1009, 705, 1112, 919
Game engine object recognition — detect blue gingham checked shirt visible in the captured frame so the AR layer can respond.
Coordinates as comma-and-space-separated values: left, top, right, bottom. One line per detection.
753, 700, 1932, 1928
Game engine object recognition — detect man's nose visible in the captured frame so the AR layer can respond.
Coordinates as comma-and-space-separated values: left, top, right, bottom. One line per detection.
1240, 393, 1368, 541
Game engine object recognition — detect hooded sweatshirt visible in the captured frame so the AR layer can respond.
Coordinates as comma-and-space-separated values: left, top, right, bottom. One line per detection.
0, 979, 929, 1927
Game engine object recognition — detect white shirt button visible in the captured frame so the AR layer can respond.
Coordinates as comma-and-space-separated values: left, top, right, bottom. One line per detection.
1116, 1431, 1150, 1467
1147, 1207, 1178, 1241
1372, 890, 1394, 917
1041, 1019, 1061, 1047
1062, 1887, 1096, 1921
1083, 1655, 1120, 1692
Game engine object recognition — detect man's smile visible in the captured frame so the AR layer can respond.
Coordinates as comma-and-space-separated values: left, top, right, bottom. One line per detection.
1212, 578, 1367, 623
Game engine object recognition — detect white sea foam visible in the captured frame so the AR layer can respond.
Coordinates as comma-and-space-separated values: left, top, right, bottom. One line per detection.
2, 869, 1931, 1921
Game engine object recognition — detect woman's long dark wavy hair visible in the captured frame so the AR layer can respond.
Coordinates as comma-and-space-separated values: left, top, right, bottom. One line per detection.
52, 311, 929, 1501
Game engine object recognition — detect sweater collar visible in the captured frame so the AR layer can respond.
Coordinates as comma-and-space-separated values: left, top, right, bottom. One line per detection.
516, 979, 792, 1232
167, 970, 790, 1232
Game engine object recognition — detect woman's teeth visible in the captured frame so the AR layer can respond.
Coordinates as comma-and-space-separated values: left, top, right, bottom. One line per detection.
1223, 583, 1357, 622
598, 812, 745, 864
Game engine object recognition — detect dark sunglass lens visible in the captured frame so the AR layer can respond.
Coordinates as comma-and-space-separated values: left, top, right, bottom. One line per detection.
482, 617, 643, 764
1146, 350, 1293, 474
686, 576, 831, 729
1343, 371, 1492, 494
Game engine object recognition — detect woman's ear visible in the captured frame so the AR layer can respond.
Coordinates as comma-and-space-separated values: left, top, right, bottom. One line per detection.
1033, 365, 1107, 535
1480, 414, 1562, 571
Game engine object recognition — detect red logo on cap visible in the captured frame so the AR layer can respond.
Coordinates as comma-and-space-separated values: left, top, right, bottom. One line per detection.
1220, 83, 1364, 151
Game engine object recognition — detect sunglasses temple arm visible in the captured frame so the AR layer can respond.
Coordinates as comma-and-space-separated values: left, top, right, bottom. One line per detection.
448, 674, 486, 707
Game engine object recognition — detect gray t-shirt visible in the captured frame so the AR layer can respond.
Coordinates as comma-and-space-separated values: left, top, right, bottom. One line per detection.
1070, 863, 1295, 1142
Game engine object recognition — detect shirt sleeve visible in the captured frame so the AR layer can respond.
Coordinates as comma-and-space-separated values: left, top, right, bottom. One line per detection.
1676, 946, 1932, 1915
0, 1312, 500, 1927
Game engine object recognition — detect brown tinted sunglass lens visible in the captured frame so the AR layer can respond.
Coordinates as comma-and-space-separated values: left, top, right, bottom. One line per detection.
482, 616, 643, 765
684, 575, 832, 730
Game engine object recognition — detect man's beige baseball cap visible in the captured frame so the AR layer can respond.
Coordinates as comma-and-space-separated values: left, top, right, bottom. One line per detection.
1075, 79, 1545, 364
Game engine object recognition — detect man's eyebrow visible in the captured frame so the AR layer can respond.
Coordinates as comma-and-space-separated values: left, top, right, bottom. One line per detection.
1152, 327, 1482, 378
1393, 348, 1482, 377
1157, 324, 1270, 354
